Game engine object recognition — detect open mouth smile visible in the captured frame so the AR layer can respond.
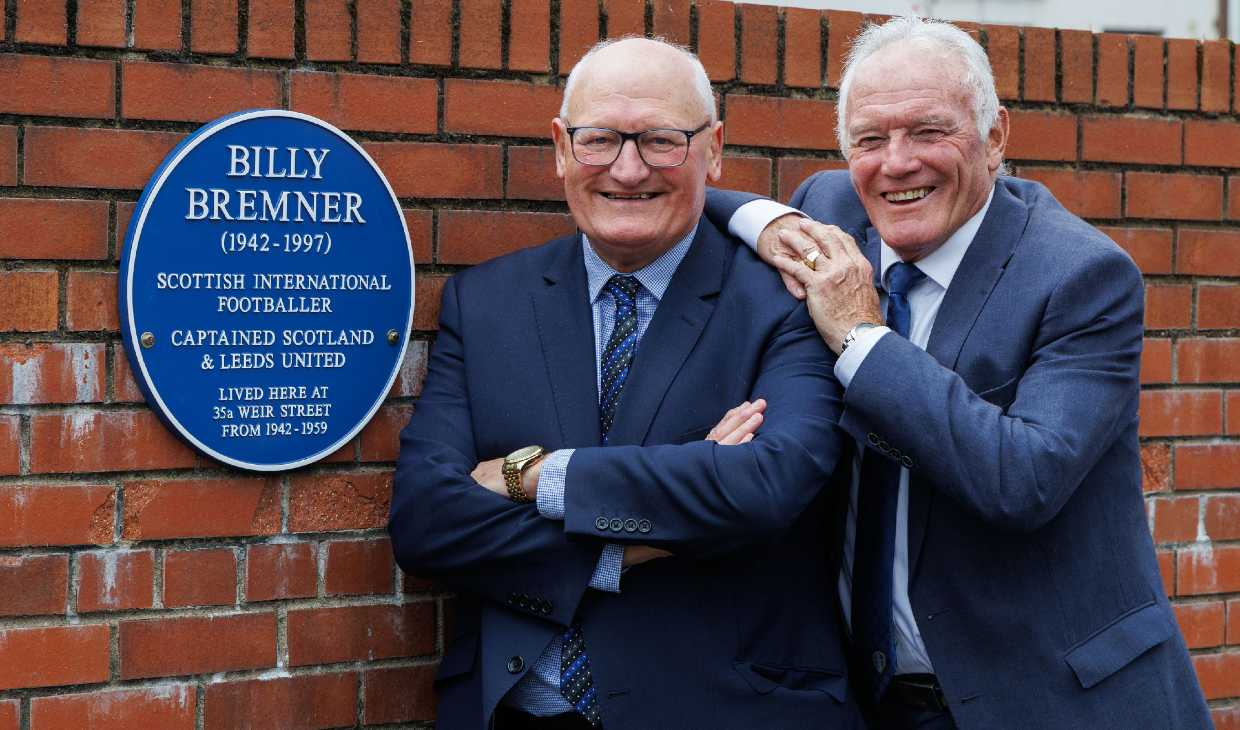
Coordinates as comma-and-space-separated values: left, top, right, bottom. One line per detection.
883, 187, 934, 204
601, 192, 661, 200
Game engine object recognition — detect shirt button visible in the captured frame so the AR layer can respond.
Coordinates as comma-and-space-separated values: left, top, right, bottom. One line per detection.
507, 656, 525, 674
594, 516, 609, 531
872, 651, 887, 675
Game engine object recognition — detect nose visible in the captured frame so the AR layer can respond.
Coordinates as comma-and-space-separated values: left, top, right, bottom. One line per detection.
608, 137, 651, 185
880, 134, 922, 177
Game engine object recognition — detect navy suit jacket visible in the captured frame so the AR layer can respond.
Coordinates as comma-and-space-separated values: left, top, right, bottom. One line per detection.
705, 171, 1210, 729
390, 217, 865, 729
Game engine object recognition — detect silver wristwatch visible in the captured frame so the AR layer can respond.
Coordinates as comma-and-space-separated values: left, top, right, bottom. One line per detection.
841, 322, 880, 353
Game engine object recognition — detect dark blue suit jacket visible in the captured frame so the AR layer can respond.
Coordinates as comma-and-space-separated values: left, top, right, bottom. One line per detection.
706, 171, 1210, 729
390, 217, 865, 729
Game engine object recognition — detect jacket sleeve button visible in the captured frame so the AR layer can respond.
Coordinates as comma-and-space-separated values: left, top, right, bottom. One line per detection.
623, 518, 638, 533
507, 656, 525, 674
867, 432, 880, 445
594, 516, 609, 531
637, 519, 652, 534
609, 518, 624, 532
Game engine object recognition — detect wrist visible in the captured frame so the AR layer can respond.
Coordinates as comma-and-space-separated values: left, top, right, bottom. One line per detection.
521, 455, 544, 499
840, 321, 881, 354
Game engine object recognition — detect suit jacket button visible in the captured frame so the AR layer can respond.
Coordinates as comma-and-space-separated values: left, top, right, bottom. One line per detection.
637, 519, 652, 533
901, 455, 914, 468
506, 592, 517, 606
541, 600, 553, 614
867, 432, 880, 445
507, 656, 525, 674
877, 439, 891, 453
889, 447, 902, 460
517, 593, 530, 609
872, 651, 887, 674
609, 518, 624, 532
623, 518, 638, 533
594, 516, 609, 531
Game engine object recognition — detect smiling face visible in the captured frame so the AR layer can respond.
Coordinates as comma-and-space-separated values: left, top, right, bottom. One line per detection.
844, 41, 1007, 262
552, 40, 722, 272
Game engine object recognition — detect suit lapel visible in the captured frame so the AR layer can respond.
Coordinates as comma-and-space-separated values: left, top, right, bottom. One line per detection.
531, 235, 603, 447
604, 220, 727, 446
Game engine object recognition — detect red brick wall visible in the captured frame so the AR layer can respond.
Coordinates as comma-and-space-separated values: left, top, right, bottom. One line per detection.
0, 1, 1237, 726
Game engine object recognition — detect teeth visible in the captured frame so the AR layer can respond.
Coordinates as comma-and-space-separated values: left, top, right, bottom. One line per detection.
604, 193, 654, 200
885, 187, 932, 202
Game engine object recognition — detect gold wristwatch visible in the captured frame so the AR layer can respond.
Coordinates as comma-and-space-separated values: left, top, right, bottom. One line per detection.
503, 445, 545, 503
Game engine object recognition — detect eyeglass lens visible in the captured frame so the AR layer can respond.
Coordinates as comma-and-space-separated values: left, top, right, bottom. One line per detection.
571, 128, 691, 167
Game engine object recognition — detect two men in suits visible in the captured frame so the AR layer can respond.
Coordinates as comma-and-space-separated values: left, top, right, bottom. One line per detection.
390, 37, 864, 729
706, 15, 1210, 730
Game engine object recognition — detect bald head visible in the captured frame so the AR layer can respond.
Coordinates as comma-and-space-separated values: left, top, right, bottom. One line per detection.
560, 37, 716, 124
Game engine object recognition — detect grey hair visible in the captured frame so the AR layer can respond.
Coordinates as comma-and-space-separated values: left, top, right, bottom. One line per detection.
559, 36, 717, 124
836, 16, 1000, 155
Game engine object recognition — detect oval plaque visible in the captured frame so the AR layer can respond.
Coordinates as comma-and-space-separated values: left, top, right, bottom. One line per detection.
120, 110, 414, 471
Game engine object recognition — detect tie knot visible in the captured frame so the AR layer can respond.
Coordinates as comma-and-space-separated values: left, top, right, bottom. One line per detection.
605, 274, 640, 302
886, 262, 925, 296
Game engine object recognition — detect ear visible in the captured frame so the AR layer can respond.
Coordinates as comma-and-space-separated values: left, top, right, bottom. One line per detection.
706, 121, 724, 182
986, 107, 1009, 173
552, 118, 570, 180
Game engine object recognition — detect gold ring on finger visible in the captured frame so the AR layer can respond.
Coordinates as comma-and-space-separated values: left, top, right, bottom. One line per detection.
802, 249, 821, 271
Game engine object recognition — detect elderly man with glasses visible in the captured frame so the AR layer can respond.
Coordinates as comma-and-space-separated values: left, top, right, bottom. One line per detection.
390, 36, 865, 730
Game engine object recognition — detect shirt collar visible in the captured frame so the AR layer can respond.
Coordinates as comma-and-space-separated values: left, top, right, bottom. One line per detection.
583, 223, 698, 303
879, 185, 995, 291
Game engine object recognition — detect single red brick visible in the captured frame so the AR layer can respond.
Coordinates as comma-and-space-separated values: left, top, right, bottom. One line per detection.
460, 0, 501, 69
191, 0, 239, 54
122, 62, 281, 123
1192, 650, 1240, 700
1177, 444, 1240, 490
1201, 40, 1230, 112
1097, 226, 1172, 274
715, 155, 771, 197
776, 157, 848, 203
727, 95, 836, 150
246, 543, 317, 602
558, 0, 598, 75
1017, 168, 1120, 219
1127, 173, 1222, 221
1133, 35, 1164, 109
1180, 545, 1240, 597
291, 72, 437, 134
438, 210, 573, 264
76, 0, 127, 47
984, 25, 1019, 101
1216, 705, 1240, 730
697, 0, 735, 83
205, 673, 357, 730
404, 209, 433, 264
66, 272, 118, 332
1178, 228, 1240, 276
24, 127, 181, 190
0, 484, 115, 547
0, 198, 109, 261
1095, 33, 1129, 107
357, 0, 401, 63
16, 0, 67, 44
740, 4, 778, 86
604, 0, 643, 38
0, 701, 15, 730
0, 126, 14, 185
164, 548, 237, 608
289, 471, 391, 532
1167, 39, 1199, 110
365, 143, 503, 199
1174, 601, 1225, 649
1230, 598, 1240, 644
1145, 283, 1192, 329
1141, 442, 1171, 494
133, 0, 182, 50
77, 549, 155, 612
111, 348, 145, 403
1006, 110, 1076, 162
0, 343, 105, 405
1022, 27, 1055, 102
324, 538, 394, 596
1139, 390, 1222, 438
1185, 120, 1240, 168
652, 0, 689, 44
445, 79, 560, 138
826, 10, 863, 88
1198, 286, 1240, 330
29, 410, 198, 473
506, 146, 563, 201
0, 416, 17, 476
1228, 179, 1240, 221
414, 273, 447, 331
359, 403, 411, 462
1151, 496, 1198, 543
305, 0, 351, 61
783, 8, 821, 89
31, 686, 195, 730
391, 340, 428, 398
0, 555, 68, 617
122, 477, 279, 539
0, 271, 58, 333
410, 0, 451, 65
247, 0, 295, 58
0, 625, 110, 690
120, 613, 276, 679
1206, 496, 1240, 541
363, 666, 437, 724
1158, 549, 1175, 597
0, 54, 115, 119
1140, 337, 1171, 385
1059, 30, 1093, 103
287, 603, 434, 665
1081, 116, 1180, 166
509, 0, 550, 72
1177, 339, 1240, 384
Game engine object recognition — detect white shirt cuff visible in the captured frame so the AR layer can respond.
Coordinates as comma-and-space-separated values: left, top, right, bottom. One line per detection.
729, 200, 804, 251
834, 326, 891, 388
535, 448, 573, 519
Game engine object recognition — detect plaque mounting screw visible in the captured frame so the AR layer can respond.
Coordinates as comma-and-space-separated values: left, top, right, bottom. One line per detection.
387, 329, 400, 345
140, 332, 155, 348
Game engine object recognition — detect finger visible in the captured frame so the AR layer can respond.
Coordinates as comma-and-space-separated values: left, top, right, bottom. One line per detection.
778, 270, 806, 299
706, 401, 751, 441
769, 247, 816, 288
716, 412, 763, 446
740, 432, 754, 443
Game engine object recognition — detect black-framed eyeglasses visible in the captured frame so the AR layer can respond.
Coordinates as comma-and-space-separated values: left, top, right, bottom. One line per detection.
566, 122, 711, 168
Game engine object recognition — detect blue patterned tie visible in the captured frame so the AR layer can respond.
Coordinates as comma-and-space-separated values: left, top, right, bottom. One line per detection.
851, 261, 925, 701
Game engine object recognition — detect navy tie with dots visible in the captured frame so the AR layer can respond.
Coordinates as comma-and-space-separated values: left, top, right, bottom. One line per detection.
851, 261, 925, 702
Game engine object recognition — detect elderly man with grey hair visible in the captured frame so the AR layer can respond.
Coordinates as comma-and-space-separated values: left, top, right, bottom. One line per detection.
391, 36, 866, 730
706, 14, 1210, 730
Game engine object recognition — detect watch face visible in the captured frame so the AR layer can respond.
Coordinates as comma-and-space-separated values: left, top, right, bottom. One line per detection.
507, 445, 542, 462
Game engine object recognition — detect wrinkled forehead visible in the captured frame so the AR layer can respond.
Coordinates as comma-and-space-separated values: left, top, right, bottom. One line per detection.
852, 40, 972, 100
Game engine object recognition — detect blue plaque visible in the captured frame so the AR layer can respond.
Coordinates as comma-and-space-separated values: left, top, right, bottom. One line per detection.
119, 110, 415, 471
